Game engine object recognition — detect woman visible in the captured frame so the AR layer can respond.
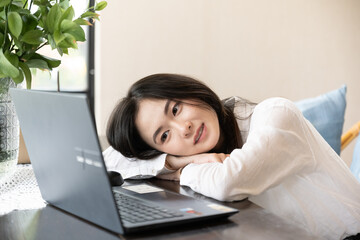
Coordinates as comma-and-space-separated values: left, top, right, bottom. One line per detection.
104, 73, 360, 239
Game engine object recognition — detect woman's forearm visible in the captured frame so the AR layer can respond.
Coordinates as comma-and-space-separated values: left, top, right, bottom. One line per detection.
165, 153, 229, 170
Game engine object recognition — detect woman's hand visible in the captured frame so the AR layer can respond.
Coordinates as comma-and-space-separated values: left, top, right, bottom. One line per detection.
158, 153, 229, 181
165, 153, 229, 171
191, 153, 230, 164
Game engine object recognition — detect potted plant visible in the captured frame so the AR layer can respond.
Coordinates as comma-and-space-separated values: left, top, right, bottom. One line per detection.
0, 0, 107, 179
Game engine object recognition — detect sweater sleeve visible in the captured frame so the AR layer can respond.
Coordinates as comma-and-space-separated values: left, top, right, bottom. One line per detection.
180, 98, 314, 201
102, 146, 171, 179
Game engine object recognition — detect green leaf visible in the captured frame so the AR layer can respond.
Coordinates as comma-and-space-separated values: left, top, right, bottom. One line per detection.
59, 6, 74, 23
4, 52, 19, 67
22, 14, 38, 33
32, 53, 61, 69
0, 10, 6, 21
62, 47, 68, 54
58, 33, 77, 49
0, 0, 11, 8
18, 62, 32, 89
60, 19, 85, 41
39, 16, 45, 29
12, 67, 24, 84
21, 43, 37, 56
26, 59, 49, 69
59, 0, 70, 9
73, 18, 92, 26
0, 72, 7, 78
47, 34, 56, 49
33, 0, 49, 6
2, 32, 11, 50
14, 38, 23, 55
56, 47, 68, 56
46, 58, 61, 68
21, 0, 29, 8
0, 50, 20, 78
57, 47, 64, 56
47, 3, 62, 34
8, 12, 22, 39
81, 11, 100, 20
16, 8, 31, 15
60, 19, 75, 32
0, 32, 4, 46
20, 52, 34, 61
11, 0, 24, 8
53, 30, 65, 44
95, 1, 107, 11
21, 29, 44, 45
67, 26, 85, 41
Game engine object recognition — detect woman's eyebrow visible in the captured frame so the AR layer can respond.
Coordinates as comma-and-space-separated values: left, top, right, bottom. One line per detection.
164, 99, 171, 115
153, 100, 171, 144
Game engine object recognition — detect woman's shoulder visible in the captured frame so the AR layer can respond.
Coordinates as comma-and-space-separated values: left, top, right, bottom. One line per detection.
251, 97, 304, 128
228, 96, 297, 113
228, 96, 303, 125
255, 97, 300, 113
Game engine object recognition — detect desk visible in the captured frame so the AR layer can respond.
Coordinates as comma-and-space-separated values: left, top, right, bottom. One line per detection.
0, 175, 317, 240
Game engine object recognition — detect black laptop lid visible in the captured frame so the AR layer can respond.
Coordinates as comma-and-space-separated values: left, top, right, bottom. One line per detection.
10, 89, 123, 234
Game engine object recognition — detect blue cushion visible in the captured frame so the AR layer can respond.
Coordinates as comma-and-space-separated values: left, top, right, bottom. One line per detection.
295, 85, 347, 155
351, 135, 360, 182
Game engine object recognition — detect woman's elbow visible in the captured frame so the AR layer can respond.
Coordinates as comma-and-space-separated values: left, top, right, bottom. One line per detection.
210, 190, 230, 201
211, 187, 248, 202
208, 175, 247, 202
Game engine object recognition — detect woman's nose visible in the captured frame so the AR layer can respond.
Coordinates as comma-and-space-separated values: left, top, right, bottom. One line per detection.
180, 121, 192, 137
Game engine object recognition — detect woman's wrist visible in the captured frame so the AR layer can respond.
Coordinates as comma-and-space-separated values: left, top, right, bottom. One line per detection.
165, 155, 193, 170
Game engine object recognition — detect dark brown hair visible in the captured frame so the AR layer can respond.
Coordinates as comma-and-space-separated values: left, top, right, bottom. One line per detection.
106, 73, 243, 159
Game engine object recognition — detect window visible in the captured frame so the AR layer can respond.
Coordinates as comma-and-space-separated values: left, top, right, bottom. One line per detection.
31, 0, 95, 112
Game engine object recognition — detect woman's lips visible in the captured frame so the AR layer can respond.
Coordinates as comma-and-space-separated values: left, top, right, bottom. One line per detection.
194, 123, 205, 144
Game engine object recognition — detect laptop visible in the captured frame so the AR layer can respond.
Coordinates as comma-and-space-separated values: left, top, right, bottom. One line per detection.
10, 88, 238, 234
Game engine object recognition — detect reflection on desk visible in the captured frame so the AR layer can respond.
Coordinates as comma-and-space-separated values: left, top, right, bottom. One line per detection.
0, 178, 318, 240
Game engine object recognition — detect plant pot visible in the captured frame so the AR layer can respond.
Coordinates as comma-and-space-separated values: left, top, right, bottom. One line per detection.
0, 77, 19, 180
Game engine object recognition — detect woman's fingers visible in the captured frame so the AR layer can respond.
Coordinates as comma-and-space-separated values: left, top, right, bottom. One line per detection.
159, 153, 230, 181
165, 153, 230, 172
193, 153, 229, 164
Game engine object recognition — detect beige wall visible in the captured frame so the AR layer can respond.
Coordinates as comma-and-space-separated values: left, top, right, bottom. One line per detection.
96, 0, 360, 165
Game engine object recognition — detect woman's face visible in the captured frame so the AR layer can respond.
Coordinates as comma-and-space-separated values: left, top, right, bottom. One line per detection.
135, 98, 221, 156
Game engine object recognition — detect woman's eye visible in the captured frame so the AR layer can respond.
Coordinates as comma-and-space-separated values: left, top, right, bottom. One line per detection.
172, 103, 179, 116
161, 131, 169, 142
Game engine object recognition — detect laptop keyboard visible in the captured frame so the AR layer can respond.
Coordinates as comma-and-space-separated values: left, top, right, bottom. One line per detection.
113, 191, 183, 224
